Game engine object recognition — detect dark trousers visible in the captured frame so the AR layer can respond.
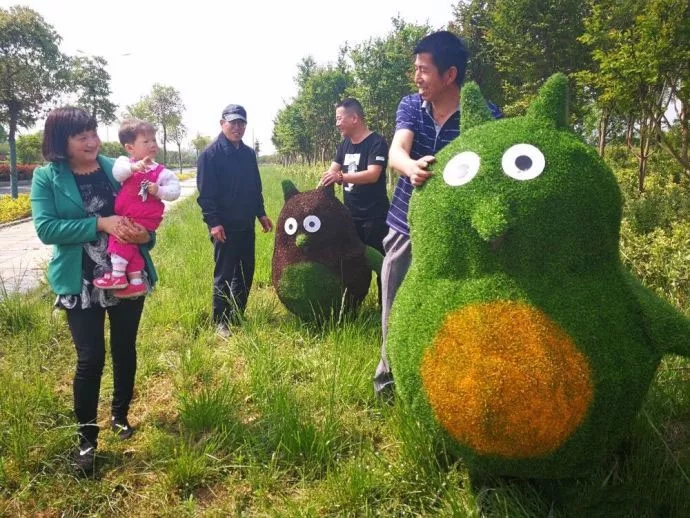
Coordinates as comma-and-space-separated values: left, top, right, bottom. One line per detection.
65, 297, 145, 445
212, 229, 256, 325
354, 217, 389, 306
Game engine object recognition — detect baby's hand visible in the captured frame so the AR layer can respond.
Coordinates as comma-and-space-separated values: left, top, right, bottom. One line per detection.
132, 156, 154, 172
147, 182, 159, 196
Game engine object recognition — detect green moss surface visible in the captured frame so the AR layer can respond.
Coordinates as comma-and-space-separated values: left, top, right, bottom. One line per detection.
387, 73, 690, 478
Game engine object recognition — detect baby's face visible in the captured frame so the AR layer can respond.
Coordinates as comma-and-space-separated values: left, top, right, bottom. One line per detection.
129, 131, 159, 161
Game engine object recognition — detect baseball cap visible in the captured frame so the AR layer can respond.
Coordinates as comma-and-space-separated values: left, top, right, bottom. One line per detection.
222, 104, 247, 123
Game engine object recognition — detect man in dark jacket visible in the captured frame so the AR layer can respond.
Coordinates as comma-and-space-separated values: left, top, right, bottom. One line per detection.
197, 104, 273, 337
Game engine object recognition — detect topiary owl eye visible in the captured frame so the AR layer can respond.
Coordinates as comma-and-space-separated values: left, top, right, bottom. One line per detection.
303, 215, 321, 233
284, 217, 298, 235
443, 151, 481, 186
502, 144, 545, 180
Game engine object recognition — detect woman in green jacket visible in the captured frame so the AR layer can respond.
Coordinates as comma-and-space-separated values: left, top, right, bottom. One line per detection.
31, 107, 157, 476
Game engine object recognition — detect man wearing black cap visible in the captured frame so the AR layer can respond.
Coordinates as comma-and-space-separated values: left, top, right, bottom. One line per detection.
197, 104, 273, 337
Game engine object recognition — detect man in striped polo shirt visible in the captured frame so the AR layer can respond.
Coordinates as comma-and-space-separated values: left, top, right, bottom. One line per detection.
373, 31, 501, 395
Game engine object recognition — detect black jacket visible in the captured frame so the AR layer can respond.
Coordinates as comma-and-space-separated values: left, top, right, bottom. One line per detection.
197, 134, 266, 231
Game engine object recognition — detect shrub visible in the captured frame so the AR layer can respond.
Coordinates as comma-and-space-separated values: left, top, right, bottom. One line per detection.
0, 164, 40, 182
0, 194, 31, 223
620, 218, 690, 312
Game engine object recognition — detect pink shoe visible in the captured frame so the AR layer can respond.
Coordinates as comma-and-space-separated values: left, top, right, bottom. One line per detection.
114, 283, 147, 299
94, 273, 128, 290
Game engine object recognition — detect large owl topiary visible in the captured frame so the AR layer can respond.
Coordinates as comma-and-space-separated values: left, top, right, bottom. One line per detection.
272, 181, 382, 322
386, 73, 690, 478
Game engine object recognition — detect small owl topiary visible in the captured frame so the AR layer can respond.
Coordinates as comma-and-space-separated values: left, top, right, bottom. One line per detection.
387, 73, 690, 478
272, 181, 382, 321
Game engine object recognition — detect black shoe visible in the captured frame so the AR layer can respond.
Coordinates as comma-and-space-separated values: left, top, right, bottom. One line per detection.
374, 381, 396, 404
111, 416, 134, 440
215, 323, 232, 339
72, 439, 96, 476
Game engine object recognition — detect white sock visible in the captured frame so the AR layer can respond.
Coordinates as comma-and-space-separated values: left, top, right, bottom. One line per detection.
111, 254, 128, 278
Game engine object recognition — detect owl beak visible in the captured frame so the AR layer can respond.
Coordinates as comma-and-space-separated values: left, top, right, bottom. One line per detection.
296, 233, 309, 249
471, 196, 511, 250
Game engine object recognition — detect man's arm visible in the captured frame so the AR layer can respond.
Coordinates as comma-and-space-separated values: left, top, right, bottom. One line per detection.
252, 154, 273, 232
320, 139, 345, 187
342, 164, 383, 185
197, 149, 226, 242
389, 129, 435, 187
319, 162, 344, 187
196, 151, 221, 229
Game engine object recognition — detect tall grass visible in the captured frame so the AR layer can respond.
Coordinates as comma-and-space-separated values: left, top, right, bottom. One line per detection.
0, 165, 689, 516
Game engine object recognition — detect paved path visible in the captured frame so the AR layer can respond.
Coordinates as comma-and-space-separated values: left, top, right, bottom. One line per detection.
0, 180, 31, 196
0, 178, 197, 296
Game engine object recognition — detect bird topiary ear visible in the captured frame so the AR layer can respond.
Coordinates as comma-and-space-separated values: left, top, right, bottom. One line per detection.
282, 180, 300, 201
461, 81, 493, 131
527, 73, 569, 129
318, 182, 336, 198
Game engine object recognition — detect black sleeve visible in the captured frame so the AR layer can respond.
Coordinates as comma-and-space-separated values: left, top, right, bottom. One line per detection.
253, 154, 266, 219
368, 135, 389, 169
196, 148, 221, 228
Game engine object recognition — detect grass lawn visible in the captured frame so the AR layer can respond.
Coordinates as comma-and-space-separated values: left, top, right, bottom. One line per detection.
1, 165, 689, 516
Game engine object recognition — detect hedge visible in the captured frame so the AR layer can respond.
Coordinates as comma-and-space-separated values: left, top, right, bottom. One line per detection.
0, 164, 40, 182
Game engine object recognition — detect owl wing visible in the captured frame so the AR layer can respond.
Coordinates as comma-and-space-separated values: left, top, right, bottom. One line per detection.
624, 269, 690, 358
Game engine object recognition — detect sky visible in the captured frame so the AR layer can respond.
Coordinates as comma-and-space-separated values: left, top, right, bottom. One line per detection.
3, 0, 458, 155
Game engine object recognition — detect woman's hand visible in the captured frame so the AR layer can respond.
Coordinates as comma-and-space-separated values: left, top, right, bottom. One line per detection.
97, 216, 150, 244
117, 217, 151, 244
97, 215, 125, 239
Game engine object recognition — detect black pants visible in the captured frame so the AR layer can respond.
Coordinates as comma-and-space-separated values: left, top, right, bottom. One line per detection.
354, 217, 389, 306
213, 229, 256, 325
65, 297, 145, 446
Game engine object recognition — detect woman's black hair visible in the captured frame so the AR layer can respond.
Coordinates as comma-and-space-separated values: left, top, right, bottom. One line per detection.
42, 107, 98, 162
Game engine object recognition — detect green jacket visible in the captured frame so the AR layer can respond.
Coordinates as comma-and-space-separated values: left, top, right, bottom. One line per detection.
30, 155, 158, 295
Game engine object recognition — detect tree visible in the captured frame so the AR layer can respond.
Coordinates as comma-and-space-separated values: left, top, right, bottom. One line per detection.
15, 132, 42, 164
580, 0, 690, 190
272, 102, 311, 165
167, 117, 186, 172
191, 133, 211, 160
100, 141, 125, 157
484, 0, 591, 116
348, 17, 430, 143
126, 84, 184, 164
0, 6, 67, 197
449, 0, 504, 107
69, 54, 117, 124
0, 125, 8, 158
297, 65, 351, 163
295, 55, 317, 89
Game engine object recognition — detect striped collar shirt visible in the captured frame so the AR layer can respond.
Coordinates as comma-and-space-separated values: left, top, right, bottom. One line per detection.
386, 94, 460, 235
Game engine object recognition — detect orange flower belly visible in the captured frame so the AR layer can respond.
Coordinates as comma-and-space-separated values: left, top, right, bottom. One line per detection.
421, 301, 593, 459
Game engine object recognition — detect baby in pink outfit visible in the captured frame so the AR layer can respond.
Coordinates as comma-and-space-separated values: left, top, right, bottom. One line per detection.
94, 119, 180, 298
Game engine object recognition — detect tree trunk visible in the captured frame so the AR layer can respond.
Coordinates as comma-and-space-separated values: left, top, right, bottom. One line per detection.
9, 115, 18, 199
162, 126, 168, 164
597, 109, 609, 158
636, 117, 656, 193
681, 98, 689, 177
177, 142, 182, 172
625, 116, 635, 146
637, 153, 648, 192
